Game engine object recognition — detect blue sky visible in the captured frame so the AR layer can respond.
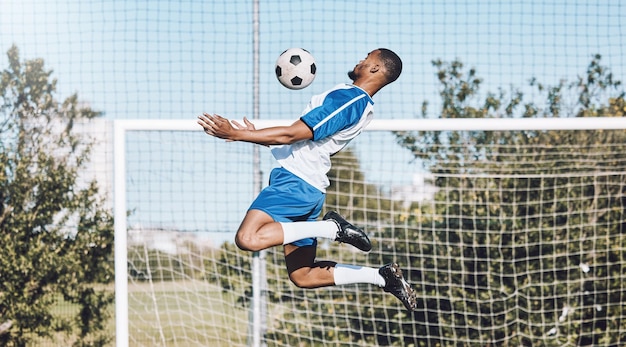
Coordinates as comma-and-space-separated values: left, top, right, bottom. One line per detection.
2, 0, 623, 122
1, 0, 624, 238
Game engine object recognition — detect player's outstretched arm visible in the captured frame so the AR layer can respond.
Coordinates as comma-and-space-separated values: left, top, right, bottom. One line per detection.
197, 113, 312, 146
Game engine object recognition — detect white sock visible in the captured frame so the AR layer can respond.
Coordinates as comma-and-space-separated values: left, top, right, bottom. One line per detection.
280, 220, 338, 245
333, 264, 386, 287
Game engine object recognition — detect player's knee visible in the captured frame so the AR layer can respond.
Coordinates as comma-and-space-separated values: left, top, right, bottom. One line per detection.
288, 270, 314, 289
235, 231, 266, 252
234, 232, 261, 252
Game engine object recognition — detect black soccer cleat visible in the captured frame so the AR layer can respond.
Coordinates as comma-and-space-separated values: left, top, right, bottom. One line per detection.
323, 210, 372, 252
379, 263, 418, 311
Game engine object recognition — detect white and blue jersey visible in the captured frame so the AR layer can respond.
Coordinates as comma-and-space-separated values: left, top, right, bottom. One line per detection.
248, 84, 374, 247
271, 84, 374, 192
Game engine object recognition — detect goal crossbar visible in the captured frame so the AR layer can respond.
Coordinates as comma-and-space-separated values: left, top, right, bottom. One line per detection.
113, 116, 626, 133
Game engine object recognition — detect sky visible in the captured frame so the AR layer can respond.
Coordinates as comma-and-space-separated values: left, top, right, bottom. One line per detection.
1, 0, 624, 242
2, 0, 623, 121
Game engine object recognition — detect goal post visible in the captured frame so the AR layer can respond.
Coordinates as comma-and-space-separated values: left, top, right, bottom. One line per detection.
113, 117, 626, 347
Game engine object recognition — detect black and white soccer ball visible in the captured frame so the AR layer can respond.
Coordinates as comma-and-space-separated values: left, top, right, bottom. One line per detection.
275, 48, 317, 90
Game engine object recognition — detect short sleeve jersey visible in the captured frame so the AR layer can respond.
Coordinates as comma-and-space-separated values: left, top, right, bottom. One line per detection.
270, 84, 374, 192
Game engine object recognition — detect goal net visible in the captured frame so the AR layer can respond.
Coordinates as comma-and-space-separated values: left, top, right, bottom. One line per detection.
3, 0, 625, 345
115, 117, 626, 347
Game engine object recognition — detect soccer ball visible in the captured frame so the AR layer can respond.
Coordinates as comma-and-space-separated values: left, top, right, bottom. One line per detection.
275, 48, 317, 90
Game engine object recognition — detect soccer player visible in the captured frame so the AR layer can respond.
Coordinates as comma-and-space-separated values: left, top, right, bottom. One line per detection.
197, 48, 417, 311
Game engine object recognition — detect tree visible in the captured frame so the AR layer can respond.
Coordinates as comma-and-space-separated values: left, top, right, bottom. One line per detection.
325, 147, 396, 223
0, 45, 114, 346
394, 55, 626, 346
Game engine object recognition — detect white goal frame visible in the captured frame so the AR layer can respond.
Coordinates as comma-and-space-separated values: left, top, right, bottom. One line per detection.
113, 116, 626, 347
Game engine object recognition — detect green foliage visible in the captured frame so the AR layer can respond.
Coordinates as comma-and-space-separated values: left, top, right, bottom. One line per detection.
325, 148, 398, 222
0, 45, 114, 346
391, 55, 626, 346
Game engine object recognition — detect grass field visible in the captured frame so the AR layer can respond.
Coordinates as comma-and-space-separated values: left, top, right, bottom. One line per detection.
32, 280, 249, 347
127, 280, 249, 347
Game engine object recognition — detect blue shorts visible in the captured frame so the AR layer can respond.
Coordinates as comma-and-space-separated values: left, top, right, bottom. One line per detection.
249, 167, 325, 247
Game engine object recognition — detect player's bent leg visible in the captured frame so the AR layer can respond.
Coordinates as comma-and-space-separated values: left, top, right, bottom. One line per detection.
234, 209, 284, 252
284, 244, 336, 288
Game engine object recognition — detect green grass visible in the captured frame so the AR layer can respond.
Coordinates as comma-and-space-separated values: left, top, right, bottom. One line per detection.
30, 280, 249, 347
126, 280, 249, 347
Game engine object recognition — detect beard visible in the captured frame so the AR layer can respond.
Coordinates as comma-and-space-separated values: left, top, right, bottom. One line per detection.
347, 69, 357, 81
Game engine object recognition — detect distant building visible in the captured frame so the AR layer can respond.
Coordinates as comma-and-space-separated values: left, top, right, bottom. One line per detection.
128, 226, 220, 253
391, 172, 437, 208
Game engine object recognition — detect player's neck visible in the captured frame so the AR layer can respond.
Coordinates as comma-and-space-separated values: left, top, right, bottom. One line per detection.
353, 80, 382, 97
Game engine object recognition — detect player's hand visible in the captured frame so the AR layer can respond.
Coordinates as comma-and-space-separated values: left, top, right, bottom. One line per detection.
231, 117, 256, 131
198, 113, 239, 141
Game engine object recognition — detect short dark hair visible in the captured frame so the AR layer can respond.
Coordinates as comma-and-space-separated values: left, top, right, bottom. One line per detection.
377, 48, 402, 83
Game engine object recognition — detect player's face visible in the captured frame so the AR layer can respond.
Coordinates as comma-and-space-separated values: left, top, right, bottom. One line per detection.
348, 50, 380, 81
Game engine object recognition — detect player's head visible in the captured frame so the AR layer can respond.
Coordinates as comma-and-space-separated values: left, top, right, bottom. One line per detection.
377, 48, 402, 84
348, 48, 402, 86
